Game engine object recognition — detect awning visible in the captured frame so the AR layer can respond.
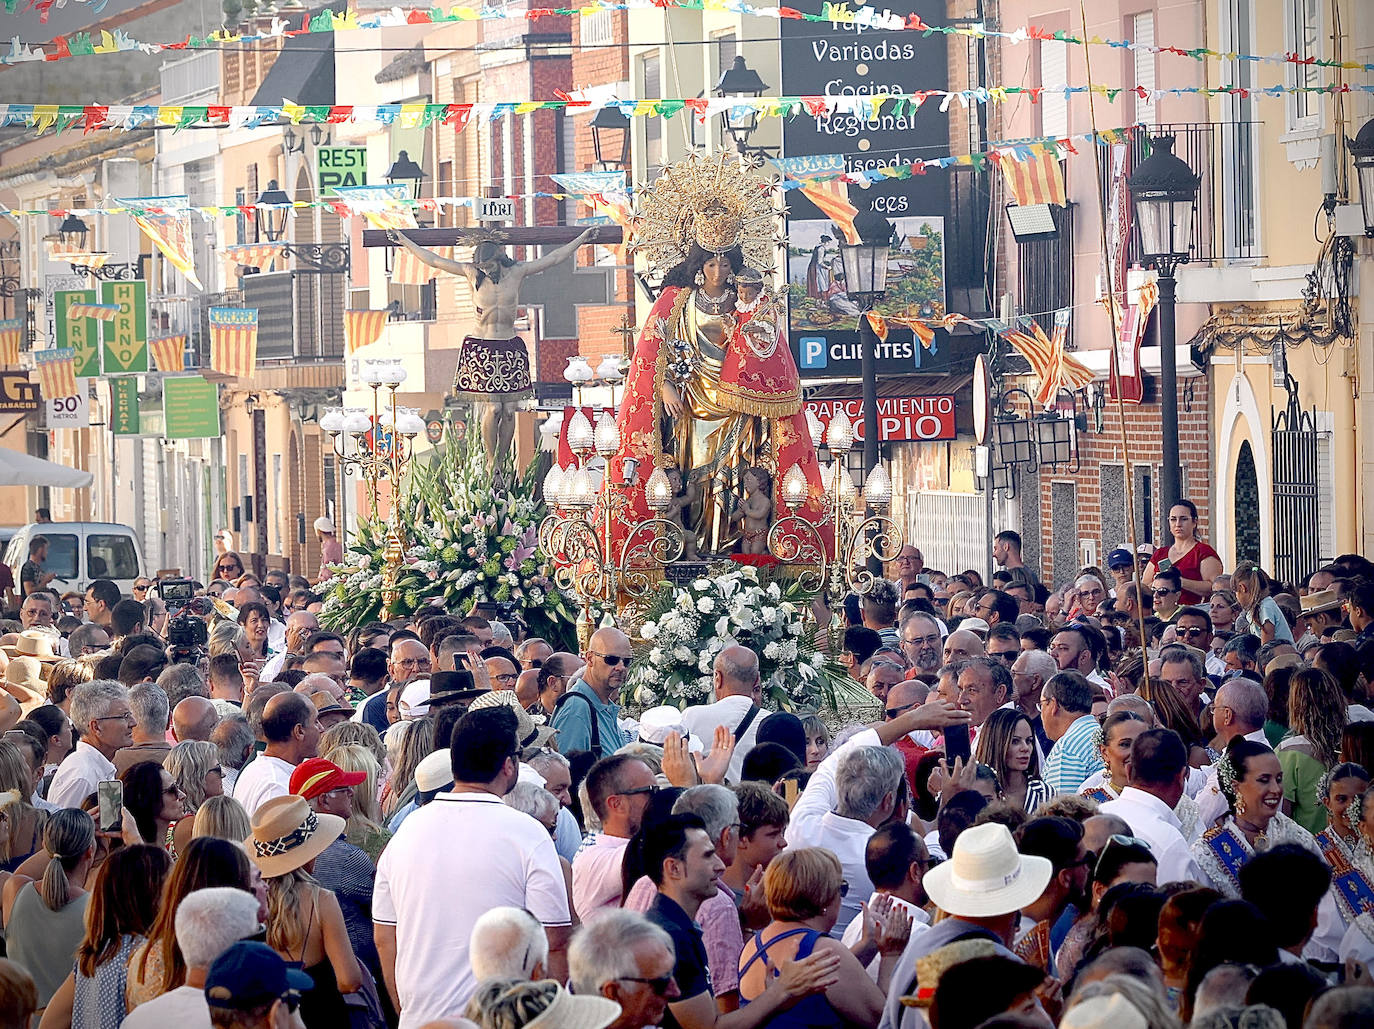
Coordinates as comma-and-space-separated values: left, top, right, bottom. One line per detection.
251, 32, 335, 107
0, 449, 94, 489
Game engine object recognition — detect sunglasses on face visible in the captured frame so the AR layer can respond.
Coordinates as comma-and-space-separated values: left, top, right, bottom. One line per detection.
618, 975, 676, 996
591, 651, 630, 666
617, 784, 660, 798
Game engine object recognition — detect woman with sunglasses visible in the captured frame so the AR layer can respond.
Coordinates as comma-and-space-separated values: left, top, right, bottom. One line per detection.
1192, 737, 1323, 898
120, 761, 187, 857
973, 707, 1051, 813
212, 552, 245, 582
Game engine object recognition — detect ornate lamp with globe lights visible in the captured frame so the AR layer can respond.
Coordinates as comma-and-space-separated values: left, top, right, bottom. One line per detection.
539, 410, 684, 637
770, 406, 903, 597
318, 359, 425, 609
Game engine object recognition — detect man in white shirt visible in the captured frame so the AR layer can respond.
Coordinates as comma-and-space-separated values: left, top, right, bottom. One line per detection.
232, 692, 321, 817
571, 754, 656, 920
49, 679, 132, 809
1099, 728, 1205, 884
680, 645, 767, 784
1196, 680, 1270, 829
121, 887, 262, 1029
786, 744, 907, 933
374, 705, 571, 1028
838, 822, 930, 979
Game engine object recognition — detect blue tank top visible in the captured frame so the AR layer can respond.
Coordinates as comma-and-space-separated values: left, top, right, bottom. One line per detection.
739, 927, 845, 1029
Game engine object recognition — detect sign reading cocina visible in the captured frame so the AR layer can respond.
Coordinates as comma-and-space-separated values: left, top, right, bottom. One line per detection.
804, 396, 956, 442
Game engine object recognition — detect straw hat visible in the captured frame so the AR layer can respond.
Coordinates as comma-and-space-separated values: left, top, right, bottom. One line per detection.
4, 656, 48, 699
1, 629, 61, 663
921, 822, 1052, 918
522, 983, 620, 1029
1300, 589, 1343, 616
414, 749, 453, 794
899, 939, 996, 1007
468, 689, 557, 749
244, 795, 344, 878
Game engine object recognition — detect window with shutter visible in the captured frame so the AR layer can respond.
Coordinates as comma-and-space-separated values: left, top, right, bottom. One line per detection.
1133, 13, 1156, 127
1040, 39, 1068, 139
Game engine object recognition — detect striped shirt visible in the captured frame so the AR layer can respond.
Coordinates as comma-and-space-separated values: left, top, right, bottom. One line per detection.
1042, 715, 1105, 794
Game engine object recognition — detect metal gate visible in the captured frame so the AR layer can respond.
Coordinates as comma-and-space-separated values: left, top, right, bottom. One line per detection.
1271, 378, 1320, 586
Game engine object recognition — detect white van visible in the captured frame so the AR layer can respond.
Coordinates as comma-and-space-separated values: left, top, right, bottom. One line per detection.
4, 522, 145, 597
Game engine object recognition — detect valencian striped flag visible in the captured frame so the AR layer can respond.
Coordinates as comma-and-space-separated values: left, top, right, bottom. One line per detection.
208, 308, 258, 380
1001, 145, 1067, 207
344, 310, 389, 355
774, 155, 861, 245
221, 243, 280, 272
66, 302, 121, 322
150, 335, 187, 374
0, 319, 23, 367
392, 244, 452, 286
34, 348, 78, 401
1000, 310, 1092, 409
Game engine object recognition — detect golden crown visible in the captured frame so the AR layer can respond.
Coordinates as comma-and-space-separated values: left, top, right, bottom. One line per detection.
631, 151, 782, 278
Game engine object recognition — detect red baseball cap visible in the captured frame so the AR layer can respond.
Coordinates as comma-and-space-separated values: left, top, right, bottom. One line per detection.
289, 758, 366, 801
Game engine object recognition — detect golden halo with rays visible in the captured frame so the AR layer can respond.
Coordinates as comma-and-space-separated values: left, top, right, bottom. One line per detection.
630, 151, 783, 278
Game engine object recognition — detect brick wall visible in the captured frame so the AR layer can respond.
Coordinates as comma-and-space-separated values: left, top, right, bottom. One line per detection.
1032, 375, 1212, 588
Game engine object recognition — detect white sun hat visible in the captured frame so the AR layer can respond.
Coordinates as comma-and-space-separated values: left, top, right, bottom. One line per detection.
922, 822, 1053, 919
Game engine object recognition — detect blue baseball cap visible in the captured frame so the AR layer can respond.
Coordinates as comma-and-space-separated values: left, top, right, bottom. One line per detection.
205, 941, 313, 1010
1106, 548, 1135, 570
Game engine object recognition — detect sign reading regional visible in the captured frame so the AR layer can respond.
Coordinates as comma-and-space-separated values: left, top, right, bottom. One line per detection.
317, 147, 367, 195
805, 396, 957, 443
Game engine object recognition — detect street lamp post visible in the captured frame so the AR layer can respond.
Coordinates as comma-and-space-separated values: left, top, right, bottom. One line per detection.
1127, 134, 1199, 511
590, 107, 631, 173
714, 55, 769, 159
839, 209, 895, 481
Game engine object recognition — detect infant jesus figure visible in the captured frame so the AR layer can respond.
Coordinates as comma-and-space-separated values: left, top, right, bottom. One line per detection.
731, 467, 774, 555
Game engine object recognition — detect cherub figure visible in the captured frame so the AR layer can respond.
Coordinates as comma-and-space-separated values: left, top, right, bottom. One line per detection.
730, 466, 774, 555
662, 467, 699, 561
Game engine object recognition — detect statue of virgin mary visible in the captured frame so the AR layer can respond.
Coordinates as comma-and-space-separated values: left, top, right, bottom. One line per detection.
609, 153, 830, 558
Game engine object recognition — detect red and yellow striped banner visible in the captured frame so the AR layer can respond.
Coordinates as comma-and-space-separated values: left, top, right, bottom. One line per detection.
45, 242, 110, 269
34, 347, 78, 400
208, 307, 258, 380
392, 244, 452, 285
222, 243, 280, 272
0, 319, 23, 367
66, 302, 121, 321
1002, 310, 1091, 408
150, 335, 187, 373
344, 309, 389, 355
1001, 146, 1067, 207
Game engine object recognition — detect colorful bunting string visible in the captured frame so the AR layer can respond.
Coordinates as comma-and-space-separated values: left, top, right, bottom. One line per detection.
5, 0, 1374, 80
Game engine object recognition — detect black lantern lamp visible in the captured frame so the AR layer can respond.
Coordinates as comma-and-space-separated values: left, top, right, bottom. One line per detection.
386, 151, 426, 200
1035, 414, 1076, 468
1349, 115, 1374, 236
58, 214, 88, 250
255, 180, 292, 242
1127, 134, 1200, 273
840, 209, 895, 305
714, 55, 768, 152
590, 106, 631, 172
1127, 133, 1200, 511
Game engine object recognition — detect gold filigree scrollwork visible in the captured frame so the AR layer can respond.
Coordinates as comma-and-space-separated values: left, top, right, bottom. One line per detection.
766, 515, 827, 594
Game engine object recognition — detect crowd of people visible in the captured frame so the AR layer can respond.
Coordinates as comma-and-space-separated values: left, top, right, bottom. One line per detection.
0, 502, 1369, 1029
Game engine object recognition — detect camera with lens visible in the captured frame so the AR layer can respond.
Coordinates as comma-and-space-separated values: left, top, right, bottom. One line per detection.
167, 612, 209, 665
156, 577, 196, 611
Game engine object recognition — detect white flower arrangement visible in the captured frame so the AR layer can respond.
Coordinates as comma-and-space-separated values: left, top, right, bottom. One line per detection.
624, 566, 853, 710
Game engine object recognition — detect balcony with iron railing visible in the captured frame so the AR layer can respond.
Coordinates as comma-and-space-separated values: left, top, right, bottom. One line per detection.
1112, 121, 1264, 266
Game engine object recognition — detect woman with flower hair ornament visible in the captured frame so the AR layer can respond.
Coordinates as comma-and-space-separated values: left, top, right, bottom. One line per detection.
1191, 737, 1324, 898
1312, 763, 1374, 931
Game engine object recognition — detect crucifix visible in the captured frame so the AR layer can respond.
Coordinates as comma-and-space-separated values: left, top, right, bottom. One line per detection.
365, 225, 625, 468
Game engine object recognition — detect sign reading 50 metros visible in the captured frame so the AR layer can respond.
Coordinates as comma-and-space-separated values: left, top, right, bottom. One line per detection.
779, 0, 951, 380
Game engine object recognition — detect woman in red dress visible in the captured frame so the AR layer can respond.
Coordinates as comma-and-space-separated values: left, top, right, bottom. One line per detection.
1143, 499, 1224, 604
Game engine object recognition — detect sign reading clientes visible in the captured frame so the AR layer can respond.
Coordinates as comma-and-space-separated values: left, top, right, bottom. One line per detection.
804, 396, 957, 442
